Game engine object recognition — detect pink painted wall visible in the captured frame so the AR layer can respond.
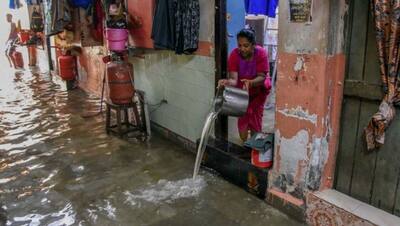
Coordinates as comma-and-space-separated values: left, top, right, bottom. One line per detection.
269, 0, 348, 206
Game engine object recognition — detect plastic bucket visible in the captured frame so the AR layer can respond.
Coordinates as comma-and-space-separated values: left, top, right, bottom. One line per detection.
105, 28, 128, 52
251, 149, 272, 168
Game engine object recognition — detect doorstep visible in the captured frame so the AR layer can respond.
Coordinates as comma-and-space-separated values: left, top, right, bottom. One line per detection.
201, 138, 269, 198
307, 189, 400, 226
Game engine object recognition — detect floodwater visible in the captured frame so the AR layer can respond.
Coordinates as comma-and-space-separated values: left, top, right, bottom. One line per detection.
0, 66, 303, 225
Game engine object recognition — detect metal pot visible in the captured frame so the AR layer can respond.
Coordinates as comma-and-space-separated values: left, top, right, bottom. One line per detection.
214, 86, 249, 117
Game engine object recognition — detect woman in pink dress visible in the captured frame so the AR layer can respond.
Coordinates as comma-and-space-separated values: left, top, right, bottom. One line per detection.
218, 28, 271, 142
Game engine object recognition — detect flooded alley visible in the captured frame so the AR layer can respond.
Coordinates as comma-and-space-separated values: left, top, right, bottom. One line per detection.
0, 68, 301, 225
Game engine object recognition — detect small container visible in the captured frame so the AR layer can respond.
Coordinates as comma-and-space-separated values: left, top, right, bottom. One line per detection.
251, 148, 272, 168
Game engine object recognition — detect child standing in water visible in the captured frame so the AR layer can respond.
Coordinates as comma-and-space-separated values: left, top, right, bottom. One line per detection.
5, 13, 18, 68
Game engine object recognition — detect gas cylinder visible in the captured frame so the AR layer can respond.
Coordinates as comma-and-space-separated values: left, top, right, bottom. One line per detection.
106, 60, 134, 105
28, 45, 37, 66
58, 55, 76, 80
12, 51, 24, 68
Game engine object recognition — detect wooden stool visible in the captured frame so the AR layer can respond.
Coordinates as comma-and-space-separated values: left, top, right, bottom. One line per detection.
105, 101, 145, 138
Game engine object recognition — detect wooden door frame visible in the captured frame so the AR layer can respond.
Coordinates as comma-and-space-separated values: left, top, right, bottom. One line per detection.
214, 0, 228, 139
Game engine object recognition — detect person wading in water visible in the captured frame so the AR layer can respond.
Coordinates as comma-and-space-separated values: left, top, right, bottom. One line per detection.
5, 13, 18, 68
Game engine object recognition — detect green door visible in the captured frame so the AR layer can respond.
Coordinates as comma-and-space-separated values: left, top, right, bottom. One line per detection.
334, 0, 400, 216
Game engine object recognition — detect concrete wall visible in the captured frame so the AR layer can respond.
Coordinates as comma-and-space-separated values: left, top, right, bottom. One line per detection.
130, 52, 215, 141
269, 0, 348, 206
78, 0, 215, 143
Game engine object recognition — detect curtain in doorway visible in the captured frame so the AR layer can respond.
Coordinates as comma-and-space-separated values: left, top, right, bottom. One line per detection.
365, 0, 400, 151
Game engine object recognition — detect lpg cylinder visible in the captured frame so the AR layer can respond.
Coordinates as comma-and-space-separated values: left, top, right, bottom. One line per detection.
28, 45, 37, 66
106, 60, 134, 105
12, 51, 24, 68
58, 55, 76, 80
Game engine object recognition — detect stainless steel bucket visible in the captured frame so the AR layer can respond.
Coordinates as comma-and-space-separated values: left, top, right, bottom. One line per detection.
214, 86, 249, 117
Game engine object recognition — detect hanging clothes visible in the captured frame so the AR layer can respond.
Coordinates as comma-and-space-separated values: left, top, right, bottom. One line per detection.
245, 0, 279, 18
30, 6, 44, 32
151, 0, 176, 50
45, 0, 72, 36
90, 0, 104, 42
152, 0, 200, 54
9, 0, 23, 9
25, 0, 41, 5
175, 0, 200, 54
25, 0, 40, 5
69, 0, 92, 9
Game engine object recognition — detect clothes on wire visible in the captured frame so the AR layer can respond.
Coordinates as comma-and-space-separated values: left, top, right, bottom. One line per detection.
90, 0, 104, 42
45, 0, 72, 36
9, 0, 23, 9
152, 0, 200, 54
175, 0, 200, 54
151, 0, 175, 49
25, 0, 42, 5
244, 0, 279, 18
69, 0, 92, 9
31, 7, 44, 32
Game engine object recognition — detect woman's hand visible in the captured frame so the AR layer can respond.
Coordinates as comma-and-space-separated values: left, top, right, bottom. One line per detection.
241, 79, 253, 91
218, 79, 230, 88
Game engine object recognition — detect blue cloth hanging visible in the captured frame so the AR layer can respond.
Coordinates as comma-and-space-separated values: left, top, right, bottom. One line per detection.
9, 0, 16, 9
10, 0, 23, 9
244, 0, 279, 18
25, 0, 41, 5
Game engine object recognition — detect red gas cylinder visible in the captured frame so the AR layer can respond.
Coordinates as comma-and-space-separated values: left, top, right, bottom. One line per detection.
106, 60, 134, 105
58, 55, 76, 80
28, 46, 37, 66
12, 51, 24, 68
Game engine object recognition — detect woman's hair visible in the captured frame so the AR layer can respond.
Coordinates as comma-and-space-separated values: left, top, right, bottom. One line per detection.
237, 28, 256, 45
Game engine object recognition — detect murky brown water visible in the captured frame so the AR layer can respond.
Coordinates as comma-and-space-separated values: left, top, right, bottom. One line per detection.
0, 67, 302, 226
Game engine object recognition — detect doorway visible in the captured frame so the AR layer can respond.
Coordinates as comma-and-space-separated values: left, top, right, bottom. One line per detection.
223, 0, 279, 145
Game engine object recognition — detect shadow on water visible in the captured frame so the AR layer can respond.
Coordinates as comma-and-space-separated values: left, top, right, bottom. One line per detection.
0, 67, 303, 226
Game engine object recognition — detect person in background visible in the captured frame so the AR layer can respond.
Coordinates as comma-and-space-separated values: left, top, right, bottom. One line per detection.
218, 28, 271, 142
5, 13, 18, 68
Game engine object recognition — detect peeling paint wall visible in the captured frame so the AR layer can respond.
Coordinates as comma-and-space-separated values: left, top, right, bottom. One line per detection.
271, 0, 348, 202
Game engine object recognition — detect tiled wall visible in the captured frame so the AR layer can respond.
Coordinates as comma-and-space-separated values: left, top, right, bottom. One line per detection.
129, 51, 215, 142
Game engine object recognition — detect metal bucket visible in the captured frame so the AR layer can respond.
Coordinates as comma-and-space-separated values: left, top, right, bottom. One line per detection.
214, 86, 249, 117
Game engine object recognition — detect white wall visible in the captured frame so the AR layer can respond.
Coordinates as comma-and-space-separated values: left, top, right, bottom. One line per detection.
128, 0, 216, 142
130, 51, 215, 142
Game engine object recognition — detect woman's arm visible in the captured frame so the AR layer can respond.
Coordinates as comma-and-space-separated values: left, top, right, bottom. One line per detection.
218, 71, 238, 87
241, 72, 267, 90
251, 72, 267, 87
